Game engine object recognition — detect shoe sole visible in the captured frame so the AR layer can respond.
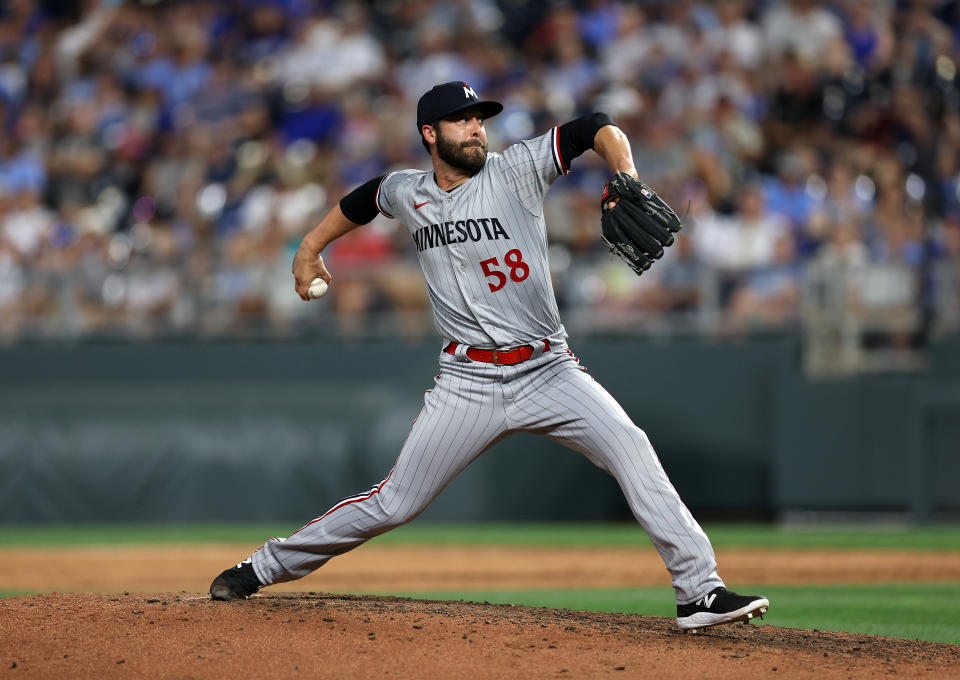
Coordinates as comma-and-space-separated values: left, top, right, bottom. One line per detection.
676, 598, 769, 632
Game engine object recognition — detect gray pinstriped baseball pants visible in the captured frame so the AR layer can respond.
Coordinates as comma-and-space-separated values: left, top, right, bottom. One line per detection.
251, 348, 724, 604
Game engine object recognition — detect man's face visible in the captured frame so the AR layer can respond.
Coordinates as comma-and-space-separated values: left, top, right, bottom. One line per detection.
432, 108, 488, 173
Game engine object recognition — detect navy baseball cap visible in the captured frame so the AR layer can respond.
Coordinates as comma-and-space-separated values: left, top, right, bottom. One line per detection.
416, 81, 503, 130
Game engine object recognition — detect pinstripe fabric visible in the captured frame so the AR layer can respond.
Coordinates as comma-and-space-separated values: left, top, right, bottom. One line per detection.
250, 126, 725, 605
253, 356, 508, 587
252, 351, 724, 604
505, 353, 722, 601
376, 129, 567, 350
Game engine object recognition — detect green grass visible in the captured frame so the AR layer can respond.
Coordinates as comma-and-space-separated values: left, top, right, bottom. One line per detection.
1, 522, 959, 550
381, 583, 960, 645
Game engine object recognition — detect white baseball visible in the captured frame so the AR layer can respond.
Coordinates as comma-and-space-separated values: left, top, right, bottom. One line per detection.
308, 278, 329, 299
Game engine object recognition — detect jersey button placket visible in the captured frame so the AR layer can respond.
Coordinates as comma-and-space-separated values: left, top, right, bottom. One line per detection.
443, 204, 474, 305
444, 202, 461, 268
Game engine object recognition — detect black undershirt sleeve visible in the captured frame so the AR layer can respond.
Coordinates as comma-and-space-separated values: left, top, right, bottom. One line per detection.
556, 112, 616, 169
339, 175, 386, 224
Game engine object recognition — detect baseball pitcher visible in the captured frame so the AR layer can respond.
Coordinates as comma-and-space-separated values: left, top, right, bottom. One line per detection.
210, 81, 769, 631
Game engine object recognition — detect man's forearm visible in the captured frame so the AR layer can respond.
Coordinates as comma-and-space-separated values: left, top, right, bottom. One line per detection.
593, 125, 638, 179
298, 204, 364, 255
292, 204, 365, 298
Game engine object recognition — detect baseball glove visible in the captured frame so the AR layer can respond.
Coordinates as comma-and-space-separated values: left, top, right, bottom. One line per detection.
600, 172, 683, 275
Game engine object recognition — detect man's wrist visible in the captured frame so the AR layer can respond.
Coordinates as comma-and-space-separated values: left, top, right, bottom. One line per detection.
299, 234, 325, 256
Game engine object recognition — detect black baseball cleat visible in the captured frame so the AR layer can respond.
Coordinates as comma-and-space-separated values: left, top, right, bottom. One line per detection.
209, 558, 262, 601
676, 587, 769, 631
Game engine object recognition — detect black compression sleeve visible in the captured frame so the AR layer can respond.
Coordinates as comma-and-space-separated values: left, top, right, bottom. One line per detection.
556, 113, 616, 167
339, 175, 386, 224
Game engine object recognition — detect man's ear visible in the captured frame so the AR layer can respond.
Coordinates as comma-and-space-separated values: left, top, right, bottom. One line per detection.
422, 123, 437, 146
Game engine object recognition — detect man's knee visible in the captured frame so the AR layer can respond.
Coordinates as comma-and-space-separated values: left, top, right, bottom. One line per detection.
608, 423, 656, 461
374, 492, 422, 531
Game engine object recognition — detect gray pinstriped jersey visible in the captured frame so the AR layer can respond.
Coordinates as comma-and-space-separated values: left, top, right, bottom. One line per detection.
377, 128, 568, 349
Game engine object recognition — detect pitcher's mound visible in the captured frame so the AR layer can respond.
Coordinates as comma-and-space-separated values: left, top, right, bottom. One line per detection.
1, 592, 956, 678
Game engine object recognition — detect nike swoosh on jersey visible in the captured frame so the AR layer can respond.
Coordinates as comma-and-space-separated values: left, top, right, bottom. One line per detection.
414, 201, 430, 209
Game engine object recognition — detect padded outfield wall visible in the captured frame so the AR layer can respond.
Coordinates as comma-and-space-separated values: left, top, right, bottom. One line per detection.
1, 334, 957, 523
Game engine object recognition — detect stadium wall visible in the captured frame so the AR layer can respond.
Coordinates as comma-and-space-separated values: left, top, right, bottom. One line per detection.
1, 335, 957, 523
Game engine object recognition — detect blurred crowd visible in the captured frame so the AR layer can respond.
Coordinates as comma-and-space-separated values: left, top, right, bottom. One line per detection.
1, 0, 960, 350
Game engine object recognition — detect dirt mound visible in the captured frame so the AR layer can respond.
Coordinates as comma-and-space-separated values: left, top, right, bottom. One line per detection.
1, 593, 956, 679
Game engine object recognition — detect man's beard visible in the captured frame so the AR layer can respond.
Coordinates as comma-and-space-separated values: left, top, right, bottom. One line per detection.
436, 129, 488, 173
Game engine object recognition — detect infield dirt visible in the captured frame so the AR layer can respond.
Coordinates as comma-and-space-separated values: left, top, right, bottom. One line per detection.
1, 545, 958, 678
3, 592, 958, 679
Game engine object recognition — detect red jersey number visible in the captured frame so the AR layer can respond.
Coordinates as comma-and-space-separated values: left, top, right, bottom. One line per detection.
480, 249, 529, 293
